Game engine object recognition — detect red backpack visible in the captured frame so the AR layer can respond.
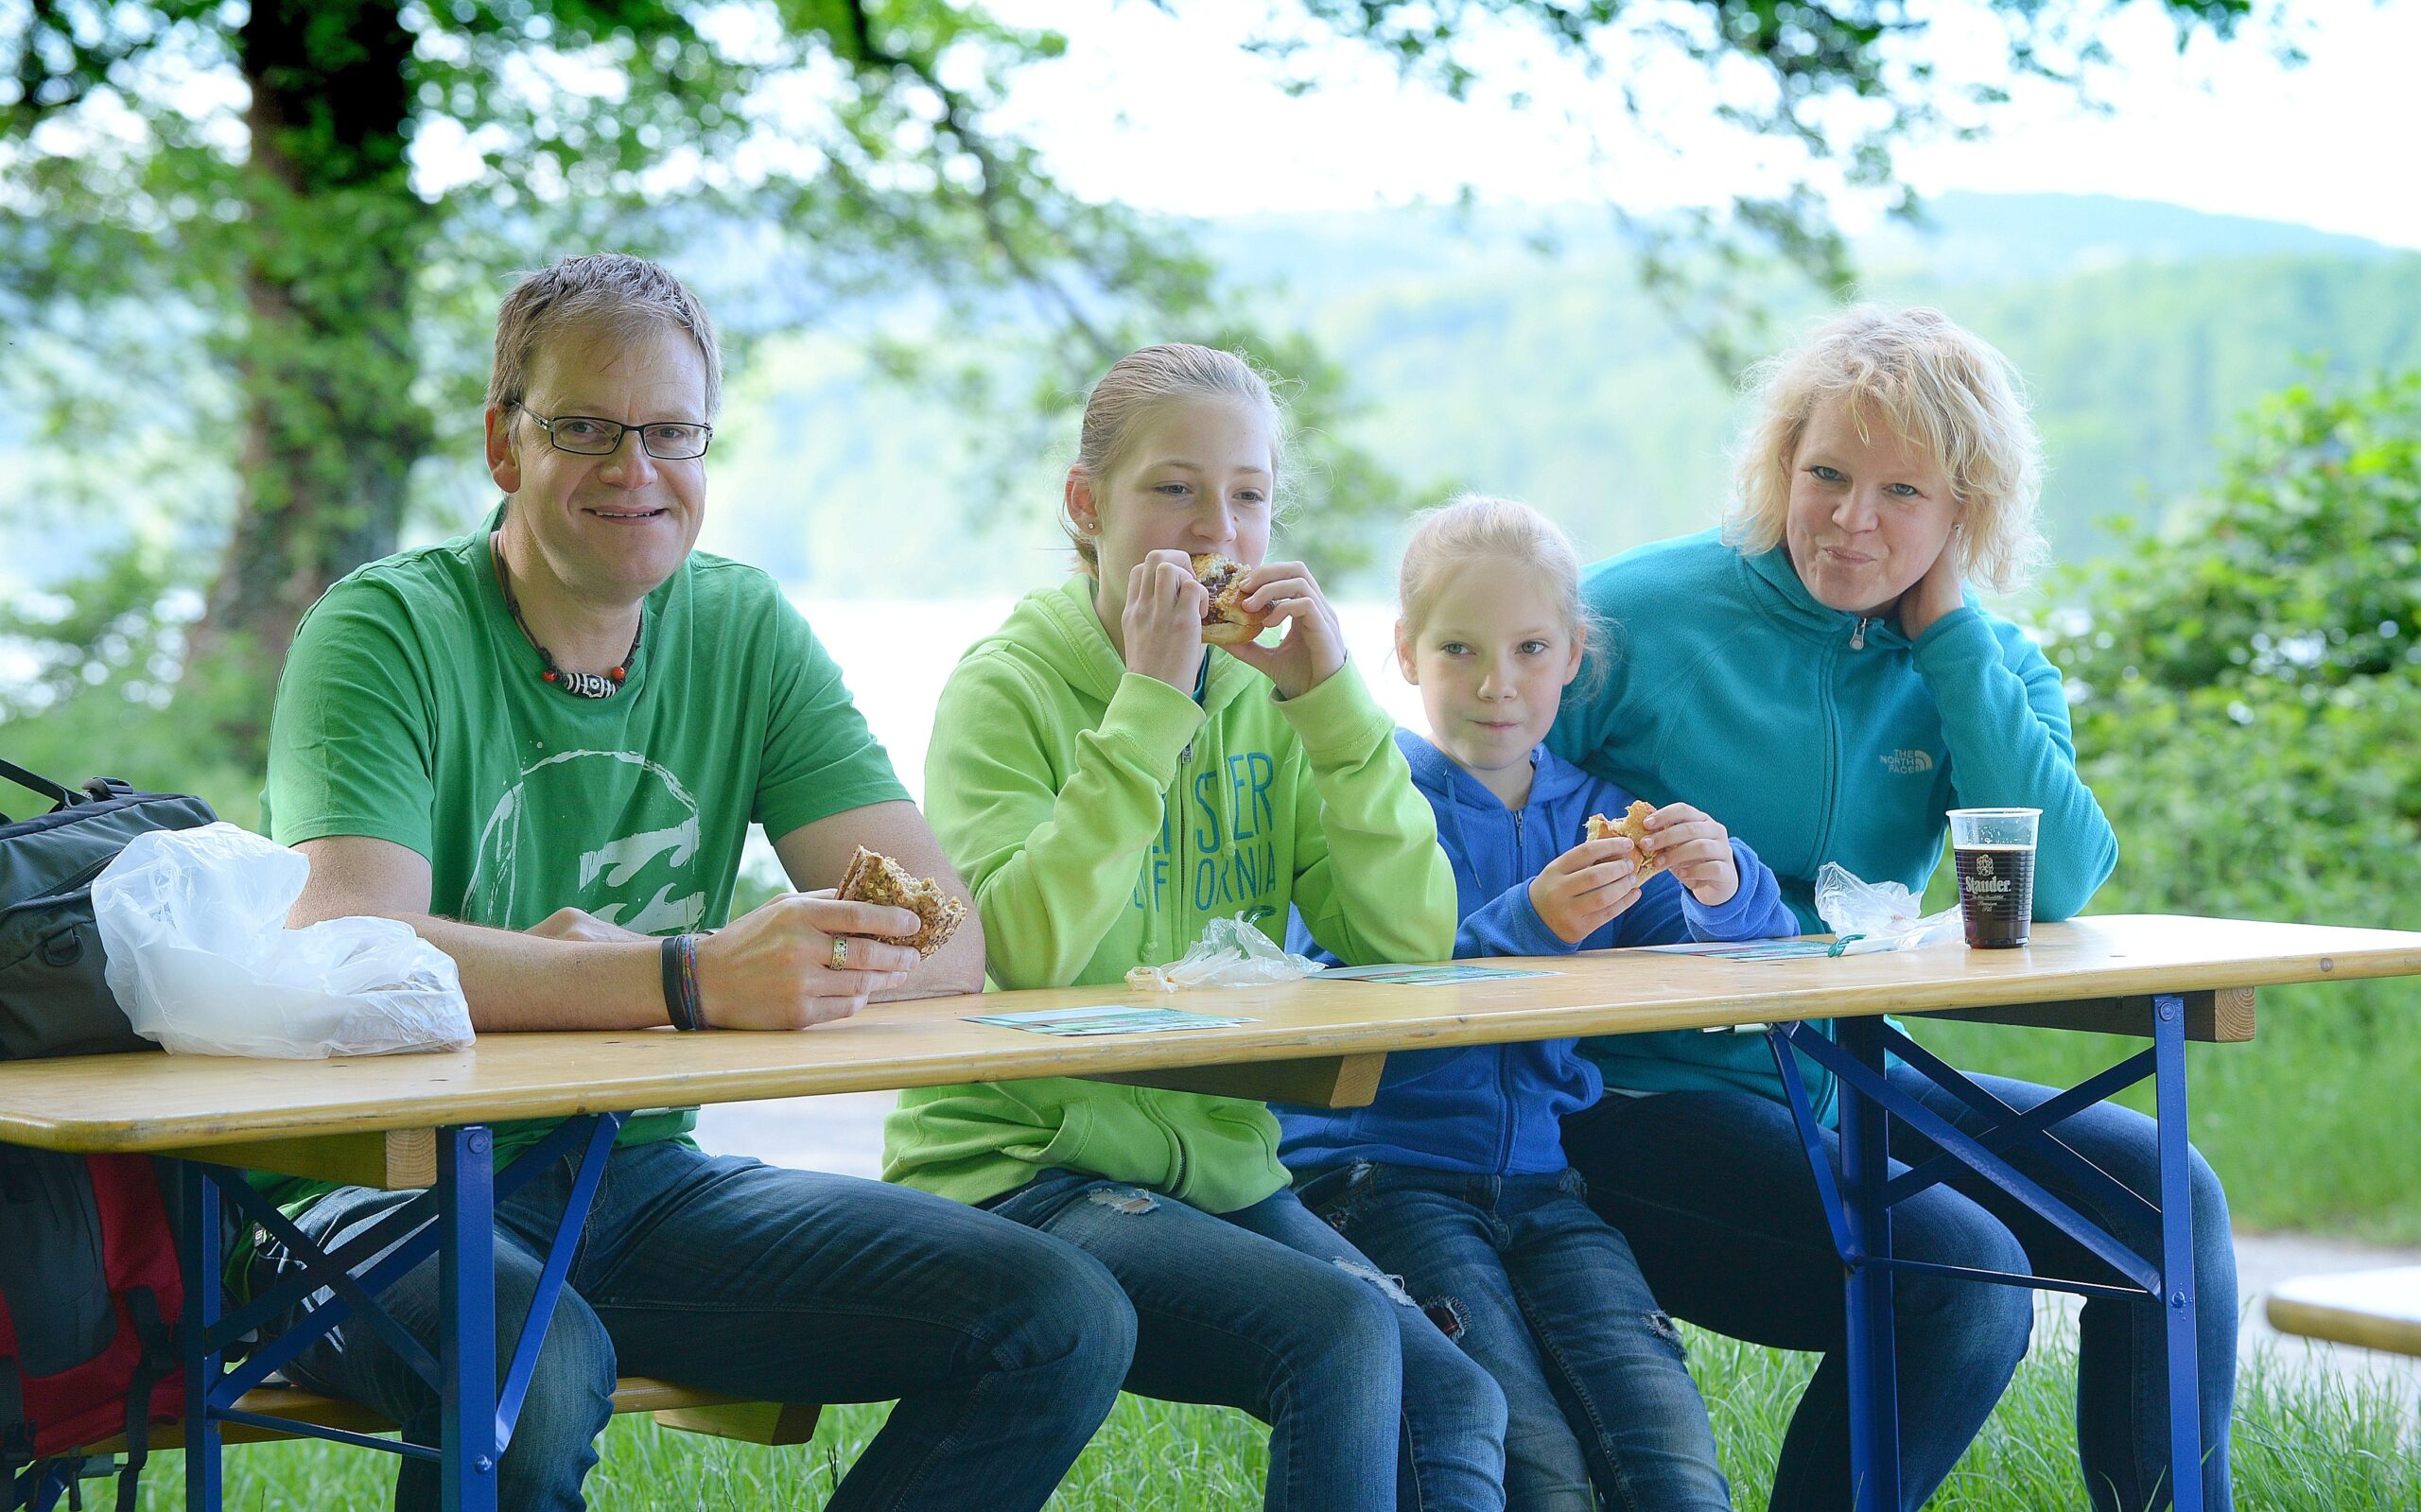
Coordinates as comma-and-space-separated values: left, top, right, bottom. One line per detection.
1, 1147, 185, 1509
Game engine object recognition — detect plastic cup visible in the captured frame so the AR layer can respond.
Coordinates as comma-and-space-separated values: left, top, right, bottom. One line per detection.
1948, 808, 2040, 948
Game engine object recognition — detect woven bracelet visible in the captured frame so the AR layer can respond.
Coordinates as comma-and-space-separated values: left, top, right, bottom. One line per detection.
660, 933, 707, 1031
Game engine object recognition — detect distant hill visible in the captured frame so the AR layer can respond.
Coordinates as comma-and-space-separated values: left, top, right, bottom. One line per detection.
697, 195, 2420, 595
1287, 235, 2421, 570
1865, 192, 2398, 283
6, 194, 2417, 603
1197, 191, 2401, 305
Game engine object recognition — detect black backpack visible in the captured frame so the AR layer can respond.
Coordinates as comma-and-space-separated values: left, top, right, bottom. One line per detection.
1, 757, 216, 1062
2, 758, 217, 1509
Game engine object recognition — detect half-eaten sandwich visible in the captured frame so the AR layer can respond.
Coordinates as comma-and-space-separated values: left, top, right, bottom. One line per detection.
1584, 800, 1664, 880
1192, 552, 1267, 647
836, 846, 970, 958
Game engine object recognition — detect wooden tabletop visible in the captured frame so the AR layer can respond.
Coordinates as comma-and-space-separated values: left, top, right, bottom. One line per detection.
2264, 1266, 2421, 1359
3, 913, 2416, 1156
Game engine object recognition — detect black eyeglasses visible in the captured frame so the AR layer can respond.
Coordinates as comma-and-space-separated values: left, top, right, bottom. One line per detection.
521, 408, 714, 461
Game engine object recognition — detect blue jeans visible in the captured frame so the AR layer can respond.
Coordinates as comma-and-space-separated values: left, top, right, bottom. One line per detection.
986, 1169, 1508, 1512
1298, 1162, 1733, 1512
252, 1139, 1136, 1512
1562, 1065, 2238, 1512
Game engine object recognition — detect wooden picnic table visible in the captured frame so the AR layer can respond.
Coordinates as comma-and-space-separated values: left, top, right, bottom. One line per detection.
4, 912, 2418, 1512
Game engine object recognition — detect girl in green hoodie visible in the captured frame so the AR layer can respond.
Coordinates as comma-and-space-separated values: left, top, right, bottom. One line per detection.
884, 344, 1506, 1511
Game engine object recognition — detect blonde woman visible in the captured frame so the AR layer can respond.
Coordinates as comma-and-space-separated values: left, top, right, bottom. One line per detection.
1549, 306, 2235, 1512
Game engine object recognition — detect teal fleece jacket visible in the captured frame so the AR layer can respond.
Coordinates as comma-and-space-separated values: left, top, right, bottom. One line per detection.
1547, 530, 2118, 1111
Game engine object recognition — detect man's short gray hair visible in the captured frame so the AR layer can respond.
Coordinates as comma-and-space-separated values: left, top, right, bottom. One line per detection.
487, 253, 723, 418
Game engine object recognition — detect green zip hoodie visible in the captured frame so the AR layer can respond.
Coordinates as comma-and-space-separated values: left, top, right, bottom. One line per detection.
882, 576, 1457, 1212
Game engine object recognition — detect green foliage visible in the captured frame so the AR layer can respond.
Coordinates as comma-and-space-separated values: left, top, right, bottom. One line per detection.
2049, 366, 2421, 903
0, 543, 264, 825
2057, 368, 2421, 692
1908, 366, 2421, 1240
0, 0, 2311, 632
1, 0, 1228, 743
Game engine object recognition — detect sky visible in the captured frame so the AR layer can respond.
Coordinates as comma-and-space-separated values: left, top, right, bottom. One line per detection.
982, 0, 2421, 252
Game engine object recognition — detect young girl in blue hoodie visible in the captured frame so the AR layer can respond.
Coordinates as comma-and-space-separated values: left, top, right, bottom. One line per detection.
1281, 495, 1799, 1512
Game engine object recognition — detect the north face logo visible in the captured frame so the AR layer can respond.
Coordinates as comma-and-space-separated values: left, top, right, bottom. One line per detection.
1880, 749, 1935, 774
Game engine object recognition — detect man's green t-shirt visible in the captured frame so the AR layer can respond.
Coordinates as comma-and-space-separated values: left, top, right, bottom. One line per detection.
256, 514, 908, 1216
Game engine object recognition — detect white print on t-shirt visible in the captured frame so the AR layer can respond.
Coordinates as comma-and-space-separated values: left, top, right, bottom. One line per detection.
464, 748, 707, 933
580, 818, 701, 890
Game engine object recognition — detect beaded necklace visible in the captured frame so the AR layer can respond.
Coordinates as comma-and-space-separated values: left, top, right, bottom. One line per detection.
489, 531, 643, 699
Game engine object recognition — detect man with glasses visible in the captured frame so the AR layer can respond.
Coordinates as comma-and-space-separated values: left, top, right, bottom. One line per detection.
253, 253, 1136, 1511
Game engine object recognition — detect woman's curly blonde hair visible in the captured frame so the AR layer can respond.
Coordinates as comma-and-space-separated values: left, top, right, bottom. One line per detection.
1726, 305, 2046, 593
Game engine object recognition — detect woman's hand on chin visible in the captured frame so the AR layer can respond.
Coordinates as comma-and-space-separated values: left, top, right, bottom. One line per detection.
1896, 531, 1966, 639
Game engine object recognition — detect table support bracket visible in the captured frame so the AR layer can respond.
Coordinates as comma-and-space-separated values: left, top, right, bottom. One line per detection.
172, 1114, 625, 1512
1767, 995, 2205, 1512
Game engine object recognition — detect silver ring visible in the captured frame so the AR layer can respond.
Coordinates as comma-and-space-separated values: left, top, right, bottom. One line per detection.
827, 936, 851, 970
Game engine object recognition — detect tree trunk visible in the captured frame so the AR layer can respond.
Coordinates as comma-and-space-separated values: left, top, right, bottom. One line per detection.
186, 0, 429, 756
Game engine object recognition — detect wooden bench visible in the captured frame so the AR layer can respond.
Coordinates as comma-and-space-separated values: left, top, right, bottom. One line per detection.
81, 1376, 821, 1455
2264, 1265, 2421, 1359
71, 1134, 827, 1466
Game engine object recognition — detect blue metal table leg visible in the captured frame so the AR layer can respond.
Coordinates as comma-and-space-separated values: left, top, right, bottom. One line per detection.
1838, 1015, 1902, 1512
2152, 995, 2203, 1512
177, 1160, 222, 1512
439, 1127, 498, 1512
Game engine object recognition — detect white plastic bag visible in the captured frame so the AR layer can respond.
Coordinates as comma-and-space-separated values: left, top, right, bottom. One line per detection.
1125, 914, 1326, 992
1813, 861, 1963, 956
91, 823, 473, 1058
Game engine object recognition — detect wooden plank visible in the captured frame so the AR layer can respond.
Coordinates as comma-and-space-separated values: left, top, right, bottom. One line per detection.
651, 1399, 825, 1446
79, 1377, 793, 1453
4, 916, 2413, 1154
2264, 1266, 2421, 1359
85, 1384, 392, 1451
1918, 986, 2256, 1043
1084, 1052, 1385, 1107
161, 1128, 438, 1190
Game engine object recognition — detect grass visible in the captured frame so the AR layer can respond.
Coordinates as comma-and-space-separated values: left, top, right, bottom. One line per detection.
123, 1320, 2416, 1510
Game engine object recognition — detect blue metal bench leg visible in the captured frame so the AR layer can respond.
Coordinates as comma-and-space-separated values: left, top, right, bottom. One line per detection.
178, 1160, 223, 1512
2153, 995, 2203, 1512
440, 1126, 498, 1512
13, 1458, 73, 1511
1838, 1014, 1903, 1512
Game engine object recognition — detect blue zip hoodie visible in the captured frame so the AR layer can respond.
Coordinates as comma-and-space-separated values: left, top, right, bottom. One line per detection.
1547, 530, 2119, 1117
1277, 729, 1798, 1177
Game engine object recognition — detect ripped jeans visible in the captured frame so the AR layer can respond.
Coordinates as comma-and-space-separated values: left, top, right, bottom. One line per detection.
984, 1169, 1507, 1512
1298, 1163, 1733, 1512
